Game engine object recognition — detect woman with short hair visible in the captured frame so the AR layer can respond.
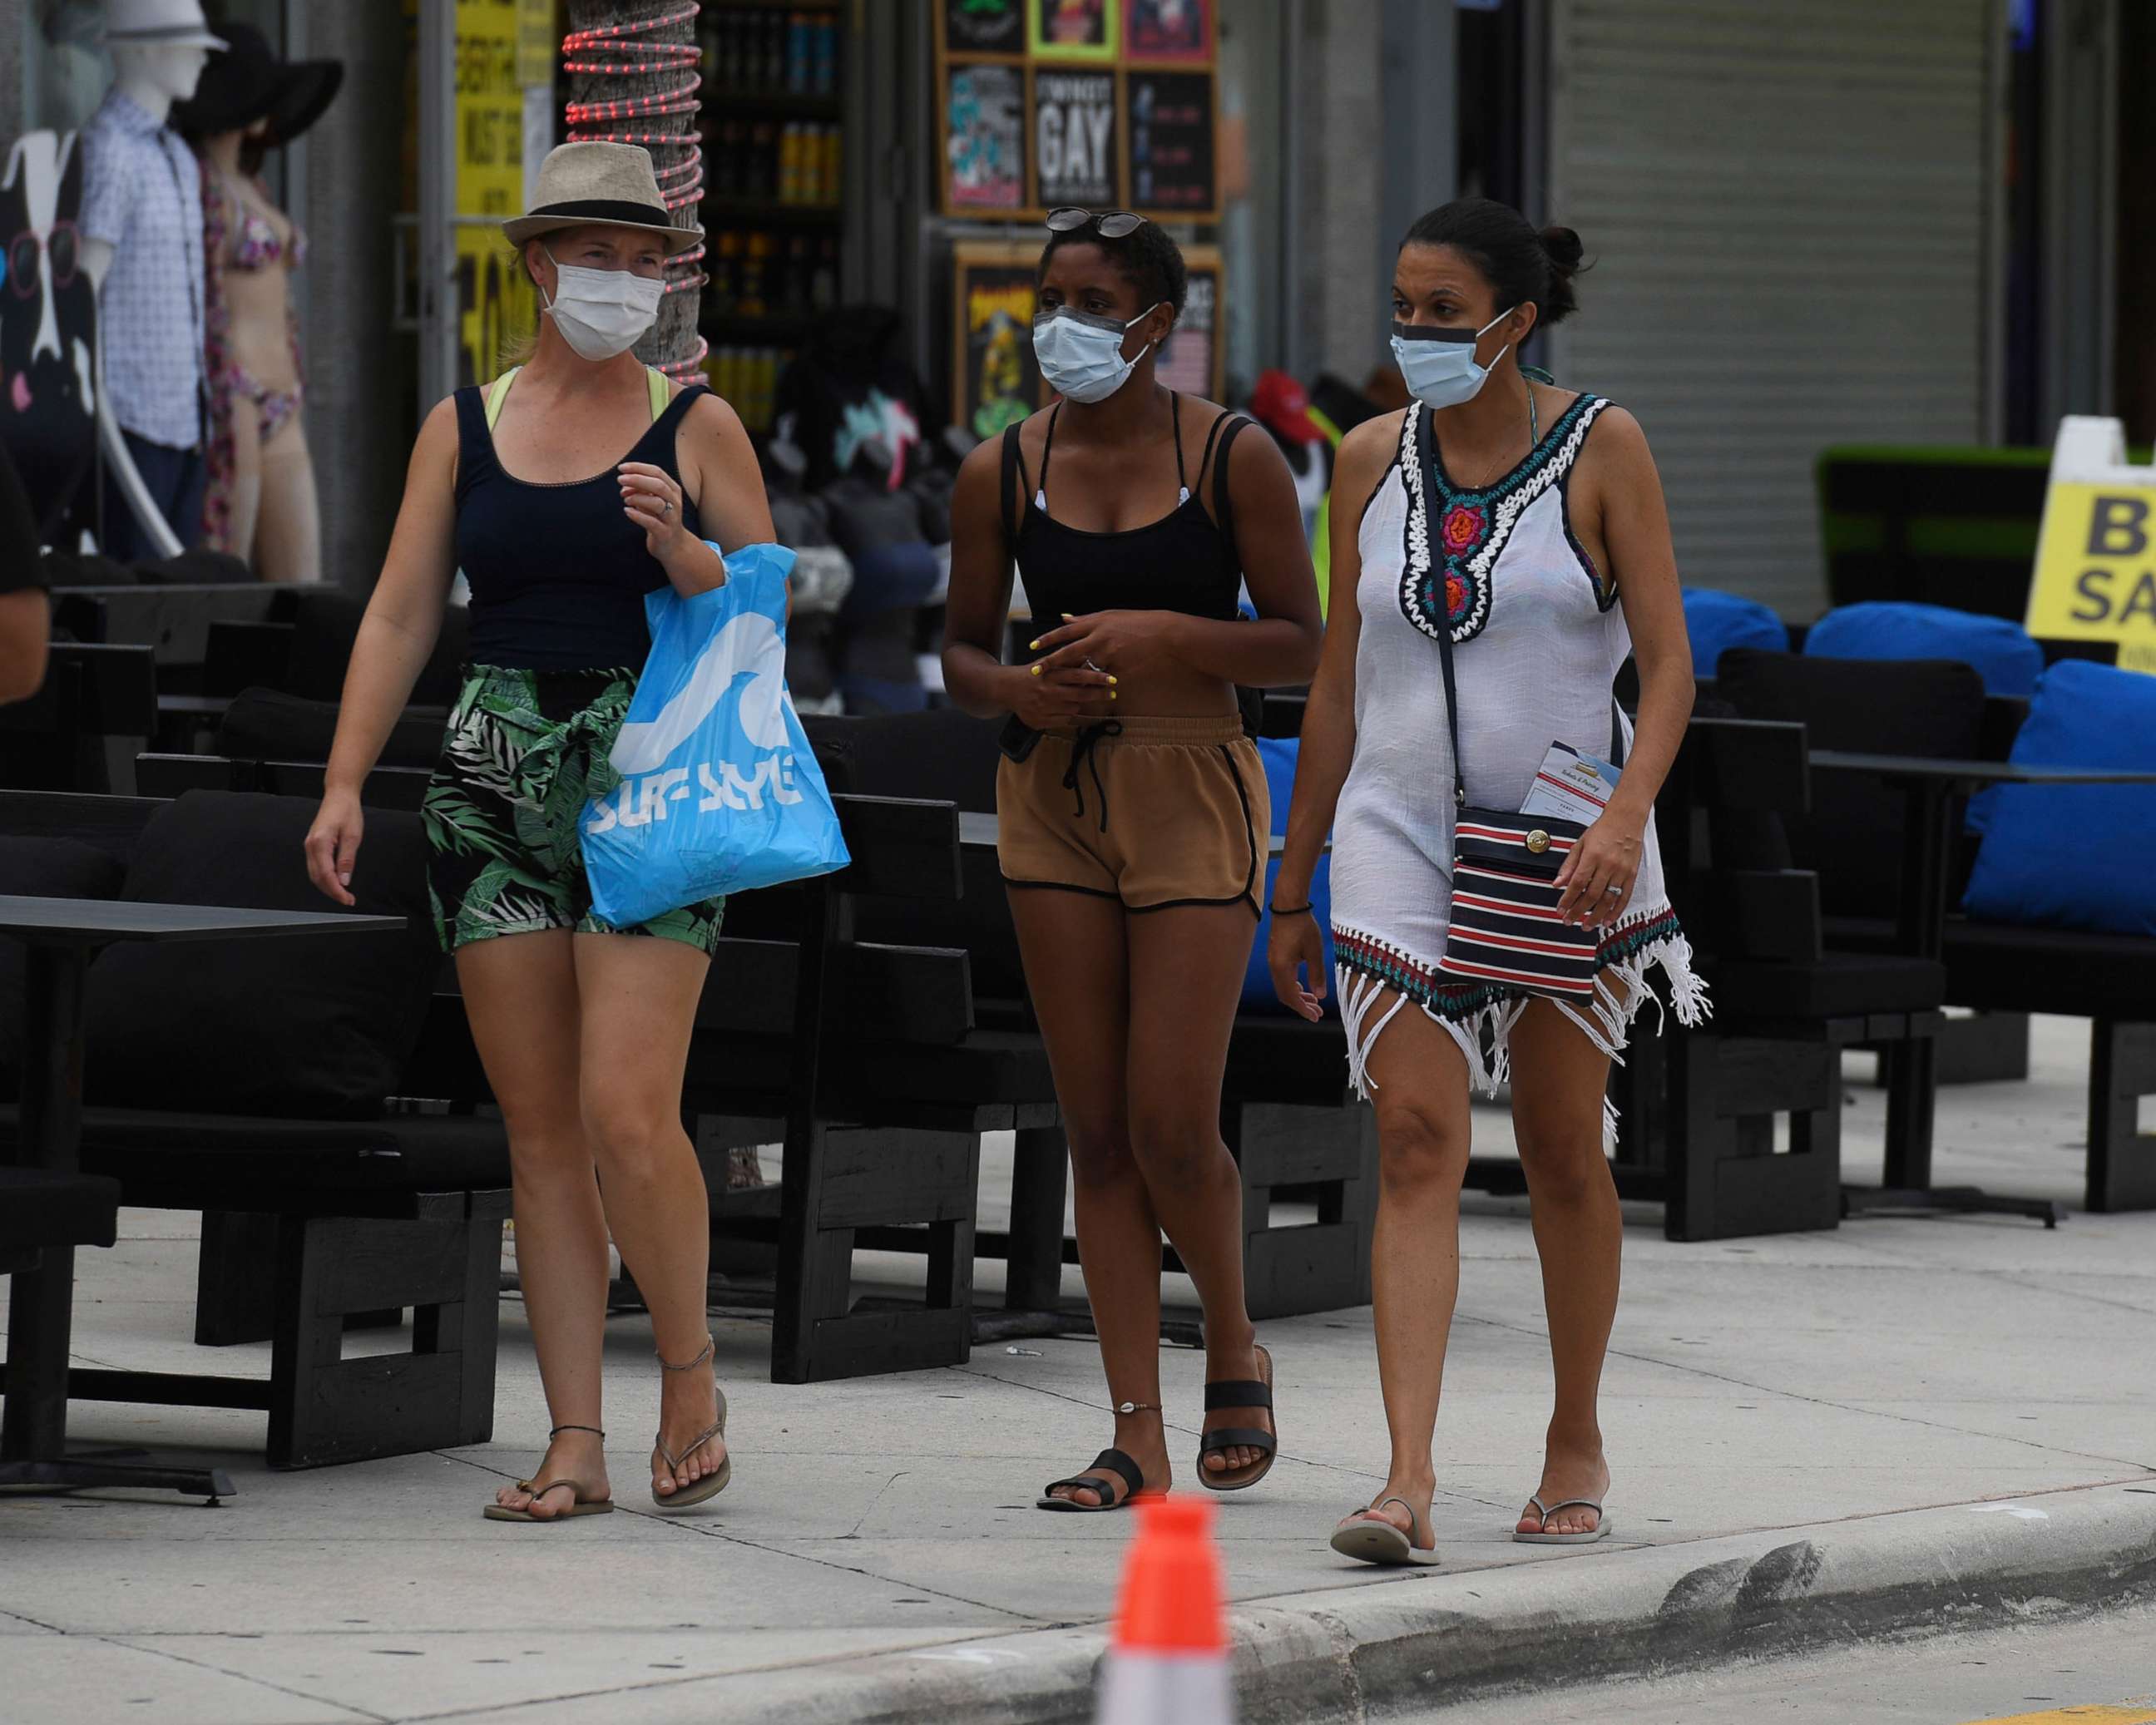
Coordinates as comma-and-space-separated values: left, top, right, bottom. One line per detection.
942, 210, 1323, 1511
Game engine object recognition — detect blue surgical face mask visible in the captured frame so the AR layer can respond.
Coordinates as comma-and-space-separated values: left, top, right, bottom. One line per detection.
1390, 308, 1517, 411
1032, 303, 1161, 404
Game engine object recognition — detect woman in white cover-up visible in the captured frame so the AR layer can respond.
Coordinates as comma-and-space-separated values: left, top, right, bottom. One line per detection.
1268, 199, 1704, 1565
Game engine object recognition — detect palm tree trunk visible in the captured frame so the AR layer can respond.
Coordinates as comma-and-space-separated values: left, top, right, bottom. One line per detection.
562, 1, 706, 378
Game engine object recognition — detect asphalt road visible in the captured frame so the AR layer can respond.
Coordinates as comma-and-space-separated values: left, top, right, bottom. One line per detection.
1396, 1604, 2156, 1723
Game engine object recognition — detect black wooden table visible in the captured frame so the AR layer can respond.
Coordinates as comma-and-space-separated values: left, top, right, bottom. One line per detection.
1807, 752, 2156, 1225
0, 896, 403, 1501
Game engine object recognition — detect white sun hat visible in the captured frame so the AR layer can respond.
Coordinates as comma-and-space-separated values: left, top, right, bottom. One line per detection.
101, 0, 228, 50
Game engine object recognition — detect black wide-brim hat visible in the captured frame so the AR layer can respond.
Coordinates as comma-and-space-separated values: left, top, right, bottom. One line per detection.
171, 21, 344, 146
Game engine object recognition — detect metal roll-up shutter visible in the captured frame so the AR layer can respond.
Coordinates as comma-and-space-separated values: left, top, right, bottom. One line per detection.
1545, 0, 1993, 618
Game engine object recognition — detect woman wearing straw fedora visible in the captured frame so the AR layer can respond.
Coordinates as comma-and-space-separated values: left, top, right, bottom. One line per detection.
305, 143, 776, 1522
174, 22, 344, 582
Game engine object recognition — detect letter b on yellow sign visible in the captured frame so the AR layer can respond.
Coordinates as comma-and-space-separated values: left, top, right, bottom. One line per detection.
2030, 479, 2156, 675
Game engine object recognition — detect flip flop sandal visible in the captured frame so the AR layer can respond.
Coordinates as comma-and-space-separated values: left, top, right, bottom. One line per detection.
1512, 1495, 1611, 1545
1036, 1447, 1149, 1512
1197, 1342, 1277, 1492
652, 1337, 732, 1510
1329, 1495, 1441, 1567
482, 1424, 615, 1523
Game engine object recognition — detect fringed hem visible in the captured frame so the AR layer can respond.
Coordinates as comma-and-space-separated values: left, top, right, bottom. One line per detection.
1334, 917, 1712, 1154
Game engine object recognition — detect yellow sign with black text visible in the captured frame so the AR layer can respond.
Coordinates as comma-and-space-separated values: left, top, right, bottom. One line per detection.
2027, 420, 2156, 675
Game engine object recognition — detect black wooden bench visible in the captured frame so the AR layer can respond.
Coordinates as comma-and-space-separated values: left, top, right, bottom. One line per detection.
0, 787, 510, 1469
0, 643, 157, 793
1813, 690, 2156, 1213
1449, 715, 1946, 1239
138, 750, 431, 812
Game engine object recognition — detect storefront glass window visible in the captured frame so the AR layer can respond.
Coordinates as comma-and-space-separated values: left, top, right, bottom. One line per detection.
1217, 0, 1282, 403
22, 1, 111, 136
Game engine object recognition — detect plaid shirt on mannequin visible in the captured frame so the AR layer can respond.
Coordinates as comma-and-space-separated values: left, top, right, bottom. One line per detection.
80, 89, 207, 451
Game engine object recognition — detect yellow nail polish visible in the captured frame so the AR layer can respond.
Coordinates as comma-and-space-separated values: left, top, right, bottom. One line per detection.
1028, 640, 1040, 650
1110, 690, 1118, 700
1108, 675, 1118, 685
1030, 665, 1042, 676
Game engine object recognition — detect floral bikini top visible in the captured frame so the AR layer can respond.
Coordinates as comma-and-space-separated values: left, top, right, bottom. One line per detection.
221, 178, 305, 273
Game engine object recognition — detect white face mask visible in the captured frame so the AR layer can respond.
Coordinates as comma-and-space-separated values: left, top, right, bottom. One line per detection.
541, 249, 665, 362
1032, 303, 1160, 404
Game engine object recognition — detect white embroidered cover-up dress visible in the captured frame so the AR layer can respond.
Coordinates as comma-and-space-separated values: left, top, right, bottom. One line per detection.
1328, 396, 1709, 1122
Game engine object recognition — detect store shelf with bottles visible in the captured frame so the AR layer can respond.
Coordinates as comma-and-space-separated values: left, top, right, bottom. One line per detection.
704, 116, 845, 211
700, 7, 842, 101
703, 344, 795, 437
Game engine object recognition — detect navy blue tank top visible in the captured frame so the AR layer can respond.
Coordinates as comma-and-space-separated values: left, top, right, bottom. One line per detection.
1001, 394, 1249, 650
452, 380, 707, 670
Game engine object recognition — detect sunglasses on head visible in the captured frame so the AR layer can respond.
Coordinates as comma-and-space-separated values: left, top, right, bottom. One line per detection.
1046, 207, 1148, 240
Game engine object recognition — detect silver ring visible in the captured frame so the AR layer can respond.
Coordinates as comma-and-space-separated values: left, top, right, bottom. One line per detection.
1604, 883, 1623, 895
661, 499, 672, 517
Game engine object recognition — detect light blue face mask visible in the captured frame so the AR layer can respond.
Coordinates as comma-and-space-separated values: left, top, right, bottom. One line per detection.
1390, 308, 1517, 411
1032, 303, 1161, 404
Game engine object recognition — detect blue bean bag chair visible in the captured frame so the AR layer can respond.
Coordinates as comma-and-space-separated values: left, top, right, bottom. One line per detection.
1243, 736, 1335, 1016
1962, 660, 2156, 937
1804, 602, 2044, 698
1683, 589, 1788, 680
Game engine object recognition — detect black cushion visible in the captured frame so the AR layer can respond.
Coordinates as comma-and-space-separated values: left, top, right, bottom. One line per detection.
1703, 951, 1944, 1021
284, 588, 468, 707
218, 687, 443, 771
0, 1106, 508, 1199
1822, 914, 2156, 1016
1716, 650, 1986, 919
83, 792, 439, 1119
0, 1167, 121, 1251
0, 837, 127, 1090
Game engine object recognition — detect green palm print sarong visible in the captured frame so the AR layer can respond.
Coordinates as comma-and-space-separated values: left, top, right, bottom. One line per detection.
422, 664, 724, 955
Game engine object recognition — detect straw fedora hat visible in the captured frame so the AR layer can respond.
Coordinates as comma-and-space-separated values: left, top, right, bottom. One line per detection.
101, 0, 227, 50
503, 143, 703, 255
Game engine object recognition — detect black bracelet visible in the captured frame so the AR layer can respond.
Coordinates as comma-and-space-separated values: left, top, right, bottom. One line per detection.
1268, 901, 1313, 917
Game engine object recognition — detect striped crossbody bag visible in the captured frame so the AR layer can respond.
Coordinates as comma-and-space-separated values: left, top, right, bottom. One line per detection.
1423, 423, 1623, 1002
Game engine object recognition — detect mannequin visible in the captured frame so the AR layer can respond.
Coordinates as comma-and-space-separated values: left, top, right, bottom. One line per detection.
176, 23, 342, 583
78, 2, 225, 561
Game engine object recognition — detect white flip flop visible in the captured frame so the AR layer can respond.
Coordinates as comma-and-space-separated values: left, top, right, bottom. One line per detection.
1329, 1495, 1441, 1566
1512, 1495, 1611, 1545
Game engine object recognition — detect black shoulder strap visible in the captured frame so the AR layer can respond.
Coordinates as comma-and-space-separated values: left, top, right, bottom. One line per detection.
1416, 405, 1468, 813
450, 386, 493, 496
999, 423, 1025, 561
1209, 413, 1251, 546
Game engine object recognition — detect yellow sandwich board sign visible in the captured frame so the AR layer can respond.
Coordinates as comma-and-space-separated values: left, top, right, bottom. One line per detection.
2027, 417, 2156, 674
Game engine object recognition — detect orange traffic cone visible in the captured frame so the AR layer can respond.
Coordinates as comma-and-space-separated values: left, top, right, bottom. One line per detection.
1095, 1495, 1234, 1724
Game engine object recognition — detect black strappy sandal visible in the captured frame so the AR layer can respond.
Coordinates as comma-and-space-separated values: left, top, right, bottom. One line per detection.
1197, 1342, 1277, 1492
1036, 1446, 1150, 1512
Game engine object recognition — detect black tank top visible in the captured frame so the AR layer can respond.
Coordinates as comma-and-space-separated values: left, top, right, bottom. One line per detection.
1000, 393, 1249, 653
452, 379, 708, 671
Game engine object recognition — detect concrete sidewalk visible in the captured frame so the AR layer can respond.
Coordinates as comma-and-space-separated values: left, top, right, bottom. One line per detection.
5, 1016, 2154, 1723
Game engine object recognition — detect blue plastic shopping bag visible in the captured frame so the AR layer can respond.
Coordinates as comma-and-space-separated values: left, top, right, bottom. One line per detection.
582, 543, 849, 927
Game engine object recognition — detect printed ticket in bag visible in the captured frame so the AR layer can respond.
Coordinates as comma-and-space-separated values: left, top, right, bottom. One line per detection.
1519, 741, 1622, 824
